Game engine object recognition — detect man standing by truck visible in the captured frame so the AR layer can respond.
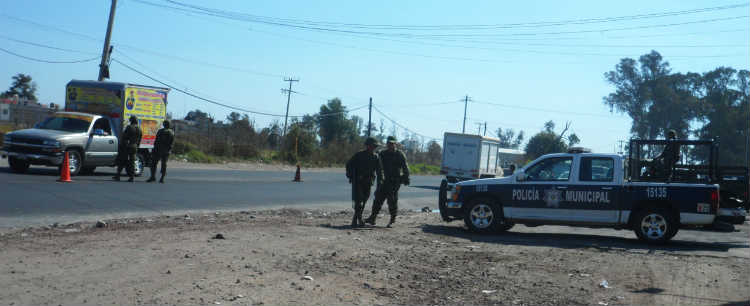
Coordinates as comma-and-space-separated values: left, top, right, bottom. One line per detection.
113, 116, 142, 182
147, 120, 175, 183
365, 136, 409, 227
346, 137, 383, 227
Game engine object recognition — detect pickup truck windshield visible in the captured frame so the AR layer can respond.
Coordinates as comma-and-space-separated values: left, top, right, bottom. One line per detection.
38, 116, 91, 133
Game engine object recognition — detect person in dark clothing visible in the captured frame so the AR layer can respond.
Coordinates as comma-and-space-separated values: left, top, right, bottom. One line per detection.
345, 137, 383, 227
365, 136, 409, 227
653, 129, 680, 179
113, 116, 142, 182
147, 120, 175, 183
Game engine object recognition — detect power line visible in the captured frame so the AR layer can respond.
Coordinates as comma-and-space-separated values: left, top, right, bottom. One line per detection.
0, 35, 99, 54
372, 105, 440, 141
132, 1, 749, 39
470, 99, 621, 118
154, 0, 749, 31
113, 57, 365, 119
0, 47, 100, 64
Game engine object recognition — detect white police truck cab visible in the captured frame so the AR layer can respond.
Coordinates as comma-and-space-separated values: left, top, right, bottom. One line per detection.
438, 148, 720, 244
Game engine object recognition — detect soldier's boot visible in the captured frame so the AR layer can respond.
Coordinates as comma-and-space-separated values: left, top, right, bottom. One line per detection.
112, 176, 120, 181
364, 215, 377, 226
386, 215, 396, 228
147, 176, 156, 183
351, 203, 362, 228
159, 174, 165, 184
127, 177, 134, 182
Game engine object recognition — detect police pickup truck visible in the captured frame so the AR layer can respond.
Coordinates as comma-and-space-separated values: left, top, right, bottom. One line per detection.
438, 148, 720, 244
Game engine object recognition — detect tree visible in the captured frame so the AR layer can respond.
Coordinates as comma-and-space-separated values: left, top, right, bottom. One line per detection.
318, 98, 357, 146
694, 67, 749, 165
426, 140, 442, 165
603, 51, 697, 139
524, 120, 579, 160
495, 127, 524, 149
2, 74, 37, 101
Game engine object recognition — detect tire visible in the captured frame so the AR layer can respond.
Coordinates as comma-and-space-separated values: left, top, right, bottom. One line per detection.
8, 157, 30, 173
133, 153, 145, 177
632, 208, 678, 244
439, 179, 449, 221
63, 150, 82, 176
463, 197, 508, 233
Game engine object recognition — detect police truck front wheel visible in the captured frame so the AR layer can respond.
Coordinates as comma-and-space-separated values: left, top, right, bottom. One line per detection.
633, 208, 678, 244
464, 198, 507, 233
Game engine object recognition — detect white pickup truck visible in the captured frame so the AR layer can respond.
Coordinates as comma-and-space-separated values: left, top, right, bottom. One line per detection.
439, 149, 720, 244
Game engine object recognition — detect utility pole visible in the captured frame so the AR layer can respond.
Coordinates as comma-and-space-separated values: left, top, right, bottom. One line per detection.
618, 140, 625, 155
476, 122, 483, 135
98, 0, 117, 81
367, 97, 372, 137
281, 77, 299, 137
483, 122, 487, 136
462, 95, 469, 134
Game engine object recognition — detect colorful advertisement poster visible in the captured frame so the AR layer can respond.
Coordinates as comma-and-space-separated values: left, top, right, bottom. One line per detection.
123, 87, 168, 146
65, 86, 121, 115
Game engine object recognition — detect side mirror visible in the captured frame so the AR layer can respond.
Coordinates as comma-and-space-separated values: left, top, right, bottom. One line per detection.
516, 172, 526, 181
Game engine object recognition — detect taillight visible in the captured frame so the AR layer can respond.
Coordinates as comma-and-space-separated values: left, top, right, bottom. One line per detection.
710, 189, 720, 212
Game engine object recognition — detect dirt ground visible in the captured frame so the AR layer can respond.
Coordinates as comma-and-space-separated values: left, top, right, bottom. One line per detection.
0, 209, 747, 306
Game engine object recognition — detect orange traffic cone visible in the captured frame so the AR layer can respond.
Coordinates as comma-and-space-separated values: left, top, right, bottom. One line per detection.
57, 151, 72, 183
293, 164, 303, 182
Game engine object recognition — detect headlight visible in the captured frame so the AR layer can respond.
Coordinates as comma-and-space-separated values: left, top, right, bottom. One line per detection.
451, 185, 462, 201
43, 140, 61, 147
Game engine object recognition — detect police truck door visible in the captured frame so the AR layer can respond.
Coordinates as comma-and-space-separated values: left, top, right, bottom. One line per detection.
509, 156, 573, 221
565, 156, 620, 223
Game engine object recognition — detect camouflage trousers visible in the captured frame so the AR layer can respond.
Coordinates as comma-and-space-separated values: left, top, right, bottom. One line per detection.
372, 180, 401, 216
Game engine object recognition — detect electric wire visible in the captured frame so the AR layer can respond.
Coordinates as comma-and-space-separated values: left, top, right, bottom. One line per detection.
113, 57, 365, 119
158, 0, 749, 31
0, 47, 100, 64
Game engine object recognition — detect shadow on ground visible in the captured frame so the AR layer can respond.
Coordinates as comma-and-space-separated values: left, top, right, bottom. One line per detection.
420, 223, 748, 253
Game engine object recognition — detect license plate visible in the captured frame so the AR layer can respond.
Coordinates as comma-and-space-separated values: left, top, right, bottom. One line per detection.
696, 203, 710, 213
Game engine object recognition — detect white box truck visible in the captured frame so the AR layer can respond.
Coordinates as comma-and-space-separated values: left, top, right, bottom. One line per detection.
440, 132, 504, 183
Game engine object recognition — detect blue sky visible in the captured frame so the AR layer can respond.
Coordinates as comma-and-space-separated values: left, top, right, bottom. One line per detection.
1, 0, 748, 153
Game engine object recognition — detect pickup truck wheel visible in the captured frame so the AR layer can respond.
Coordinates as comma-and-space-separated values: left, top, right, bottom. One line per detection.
63, 150, 82, 176
8, 157, 30, 173
633, 208, 678, 244
464, 197, 502, 233
439, 179, 449, 221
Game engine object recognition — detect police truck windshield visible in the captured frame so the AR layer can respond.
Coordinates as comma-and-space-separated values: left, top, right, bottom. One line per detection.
37, 116, 91, 133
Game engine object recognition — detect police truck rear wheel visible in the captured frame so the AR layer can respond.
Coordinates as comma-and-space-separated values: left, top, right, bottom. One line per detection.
464, 198, 502, 233
633, 208, 678, 244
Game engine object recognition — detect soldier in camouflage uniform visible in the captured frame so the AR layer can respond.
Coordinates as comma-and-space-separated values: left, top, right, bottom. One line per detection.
147, 120, 175, 183
346, 137, 383, 227
365, 136, 409, 227
113, 116, 142, 182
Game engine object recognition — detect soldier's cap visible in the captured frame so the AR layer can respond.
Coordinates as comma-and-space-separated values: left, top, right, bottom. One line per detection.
386, 136, 397, 144
129, 116, 138, 124
364, 137, 380, 147
667, 129, 676, 138
162, 120, 170, 128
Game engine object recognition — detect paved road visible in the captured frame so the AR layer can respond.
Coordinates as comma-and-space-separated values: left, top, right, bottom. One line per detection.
0, 159, 440, 228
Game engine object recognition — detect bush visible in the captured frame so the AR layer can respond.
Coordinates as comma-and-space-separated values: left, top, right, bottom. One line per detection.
185, 149, 216, 163
409, 163, 440, 175
172, 139, 197, 155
